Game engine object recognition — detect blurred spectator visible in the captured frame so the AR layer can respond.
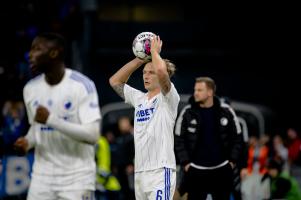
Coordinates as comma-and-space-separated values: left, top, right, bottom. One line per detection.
267, 159, 301, 200
95, 135, 121, 200
104, 130, 119, 171
114, 116, 135, 200
287, 128, 301, 165
246, 135, 269, 175
240, 134, 271, 200
286, 127, 301, 188
240, 161, 270, 200
272, 134, 289, 172
1, 99, 27, 154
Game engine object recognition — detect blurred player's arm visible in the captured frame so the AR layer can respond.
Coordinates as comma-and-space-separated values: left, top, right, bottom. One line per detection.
14, 125, 36, 154
151, 36, 171, 95
15, 86, 36, 154
35, 105, 100, 145
109, 57, 145, 99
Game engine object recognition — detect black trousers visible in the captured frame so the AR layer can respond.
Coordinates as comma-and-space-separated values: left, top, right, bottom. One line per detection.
183, 163, 233, 200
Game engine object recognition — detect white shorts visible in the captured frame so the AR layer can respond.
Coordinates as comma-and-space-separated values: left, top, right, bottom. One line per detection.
135, 167, 176, 200
27, 183, 95, 200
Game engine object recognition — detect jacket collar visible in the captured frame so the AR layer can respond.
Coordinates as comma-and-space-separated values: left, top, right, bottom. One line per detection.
188, 95, 221, 109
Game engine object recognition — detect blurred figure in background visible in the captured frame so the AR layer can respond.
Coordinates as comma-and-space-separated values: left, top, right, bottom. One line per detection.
287, 128, 301, 165
286, 127, 301, 188
13, 32, 101, 200
268, 159, 301, 200
246, 135, 269, 175
272, 134, 289, 172
115, 116, 135, 200
114, 116, 135, 200
95, 135, 121, 200
175, 77, 243, 200
1, 99, 27, 155
240, 135, 270, 200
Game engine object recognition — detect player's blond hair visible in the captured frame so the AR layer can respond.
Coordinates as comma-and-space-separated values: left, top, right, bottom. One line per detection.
163, 59, 176, 78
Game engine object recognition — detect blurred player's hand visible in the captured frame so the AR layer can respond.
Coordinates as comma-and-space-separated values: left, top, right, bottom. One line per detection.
14, 137, 29, 155
184, 163, 190, 172
35, 105, 49, 124
229, 161, 235, 169
126, 164, 134, 175
240, 168, 248, 180
150, 35, 162, 55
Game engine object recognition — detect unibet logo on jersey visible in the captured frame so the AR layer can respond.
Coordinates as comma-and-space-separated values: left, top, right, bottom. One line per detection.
136, 107, 155, 122
135, 98, 157, 122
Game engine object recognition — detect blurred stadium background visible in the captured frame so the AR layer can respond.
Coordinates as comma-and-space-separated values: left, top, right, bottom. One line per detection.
1, 0, 299, 129
0, 0, 300, 199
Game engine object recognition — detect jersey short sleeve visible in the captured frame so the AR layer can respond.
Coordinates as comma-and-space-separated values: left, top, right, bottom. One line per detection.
124, 84, 144, 107
163, 83, 180, 117
78, 82, 101, 124
23, 84, 35, 125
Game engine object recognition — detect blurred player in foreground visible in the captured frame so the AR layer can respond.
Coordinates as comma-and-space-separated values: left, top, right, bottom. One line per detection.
14, 32, 101, 200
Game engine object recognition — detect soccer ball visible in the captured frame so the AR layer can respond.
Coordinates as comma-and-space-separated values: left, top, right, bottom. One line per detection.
132, 32, 155, 60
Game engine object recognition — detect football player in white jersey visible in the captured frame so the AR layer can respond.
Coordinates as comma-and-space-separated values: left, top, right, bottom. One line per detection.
14, 33, 101, 200
109, 35, 180, 200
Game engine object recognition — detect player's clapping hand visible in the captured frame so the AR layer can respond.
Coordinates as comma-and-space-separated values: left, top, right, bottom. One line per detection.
35, 105, 50, 124
151, 35, 162, 55
14, 137, 29, 155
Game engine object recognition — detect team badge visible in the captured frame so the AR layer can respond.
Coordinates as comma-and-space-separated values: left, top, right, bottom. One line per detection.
64, 101, 72, 110
62, 96, 75, 111
220, 117, 228, 126
190, 119, 197, 125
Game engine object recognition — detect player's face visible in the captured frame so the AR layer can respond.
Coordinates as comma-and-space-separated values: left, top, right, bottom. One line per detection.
29, 38, 54, 73
143, 63, 160, 91
194, 82, 213, 103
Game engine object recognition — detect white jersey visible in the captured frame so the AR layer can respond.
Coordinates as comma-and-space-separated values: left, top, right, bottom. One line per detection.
124, 83, 180, 172
23, 68, 101, 191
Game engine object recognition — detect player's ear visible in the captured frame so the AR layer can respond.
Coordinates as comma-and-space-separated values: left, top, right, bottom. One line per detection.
49, 49, 59, 59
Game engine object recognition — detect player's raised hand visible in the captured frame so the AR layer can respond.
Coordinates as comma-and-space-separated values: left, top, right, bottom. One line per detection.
151, 35, 162, 55
14, 137, 29, 155
35, 105, 50, 124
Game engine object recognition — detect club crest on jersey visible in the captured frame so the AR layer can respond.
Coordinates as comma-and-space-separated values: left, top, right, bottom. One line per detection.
62, 96, 75, 111
64, 101, 72, 110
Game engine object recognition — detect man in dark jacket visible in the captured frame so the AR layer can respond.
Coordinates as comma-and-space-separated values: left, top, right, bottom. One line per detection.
175, 77, 243, 200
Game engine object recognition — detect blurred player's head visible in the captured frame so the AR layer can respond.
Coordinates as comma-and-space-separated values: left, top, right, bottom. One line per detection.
118, 116, 133, 134
267, 159, 283, 178
29, 32, 65, 73
287, 127, 299, 140
143, 59, 176, 91
194, 77, 216, 106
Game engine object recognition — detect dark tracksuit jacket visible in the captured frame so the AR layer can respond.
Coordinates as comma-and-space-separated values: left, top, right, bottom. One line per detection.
174, 96, 243, 194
